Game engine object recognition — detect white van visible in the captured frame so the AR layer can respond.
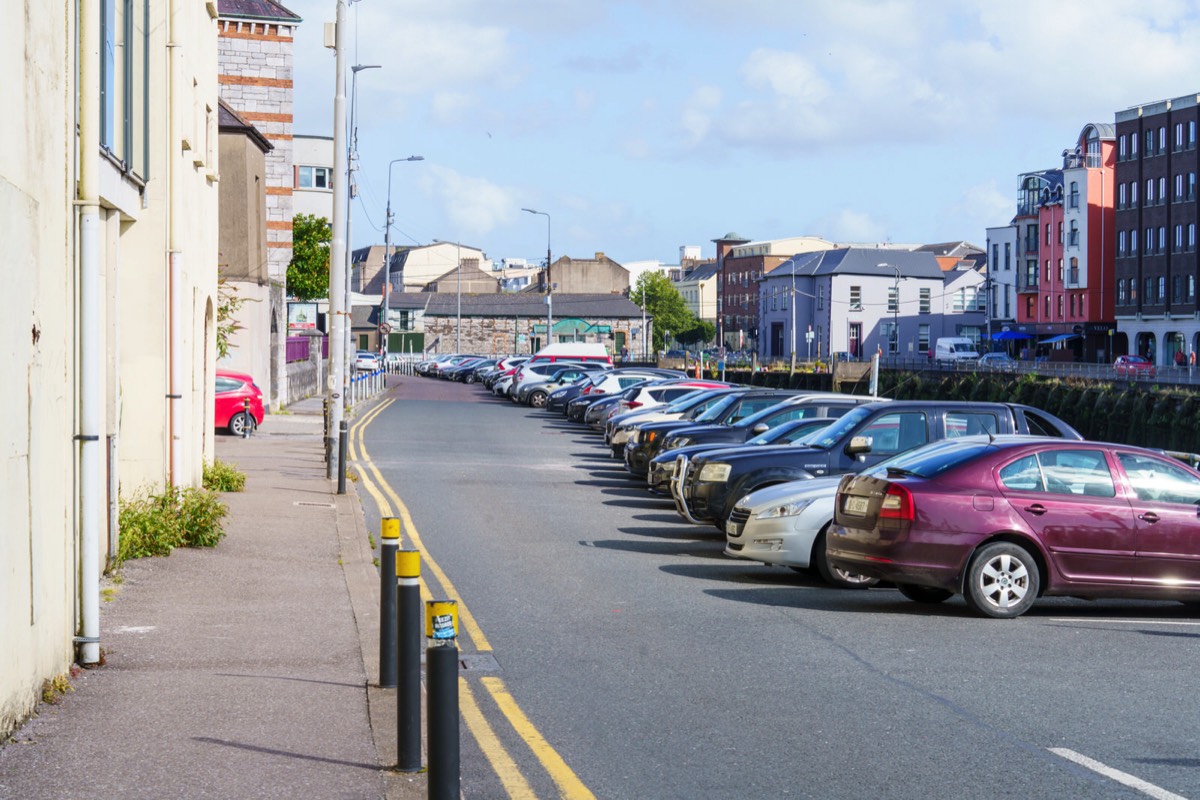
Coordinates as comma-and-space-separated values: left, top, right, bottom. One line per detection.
527, 342, 613, 367
934, 337, 980, 362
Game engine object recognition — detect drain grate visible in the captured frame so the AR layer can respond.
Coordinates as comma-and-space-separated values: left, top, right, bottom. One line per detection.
294, 501, 336, 509
459, 653, 501, 672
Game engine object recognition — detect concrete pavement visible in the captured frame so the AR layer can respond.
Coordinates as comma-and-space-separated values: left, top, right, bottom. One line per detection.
0, 389, 427, 799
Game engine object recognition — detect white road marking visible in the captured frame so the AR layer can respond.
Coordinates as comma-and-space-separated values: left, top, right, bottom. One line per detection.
1047, 618, 1200, 626
1049, 748, 1188, 800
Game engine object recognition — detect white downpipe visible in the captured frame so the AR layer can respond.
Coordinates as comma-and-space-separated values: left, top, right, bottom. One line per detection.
77, 0, 102, 666
168, 0, 183, 485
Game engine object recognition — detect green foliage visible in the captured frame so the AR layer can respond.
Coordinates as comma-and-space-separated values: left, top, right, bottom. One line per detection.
216, 271, 248, 360
631, 272, 699, 351
203, 459, 246, 492
288, 213, 333, 301
117, 486, 228, 564
676, 319, 716, 348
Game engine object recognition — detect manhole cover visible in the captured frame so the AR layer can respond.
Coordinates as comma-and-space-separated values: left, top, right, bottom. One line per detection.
459, 654, 501, 672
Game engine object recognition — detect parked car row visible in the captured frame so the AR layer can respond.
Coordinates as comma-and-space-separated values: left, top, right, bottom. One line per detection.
457, 348, 1200, 619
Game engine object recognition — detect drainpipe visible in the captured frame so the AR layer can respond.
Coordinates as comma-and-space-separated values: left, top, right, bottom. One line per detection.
167, 0, 183, 485
76, 0, 102, 667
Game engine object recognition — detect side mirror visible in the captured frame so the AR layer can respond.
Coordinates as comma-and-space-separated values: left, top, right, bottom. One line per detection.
752, 423, 770, 435
845, 435, 873, 456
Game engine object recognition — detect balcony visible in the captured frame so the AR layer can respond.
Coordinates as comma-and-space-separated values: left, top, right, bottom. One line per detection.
1018, 272, 1040, 292
1022, 238, 1039, 255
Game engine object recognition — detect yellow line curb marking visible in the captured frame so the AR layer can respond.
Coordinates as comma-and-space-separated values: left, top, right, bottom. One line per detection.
459, 677, 536, 799
482, 677, 596, 800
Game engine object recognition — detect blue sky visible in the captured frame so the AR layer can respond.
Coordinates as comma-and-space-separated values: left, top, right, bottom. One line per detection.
283, 0, 1200, 266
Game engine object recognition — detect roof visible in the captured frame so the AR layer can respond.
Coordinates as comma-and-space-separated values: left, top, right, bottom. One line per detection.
678, 262, 720, 282
712, 232, 751, 243
218, 0, 302, 22
769, 247, 945, 281
217, 99, 272, 153
384, 292, 646, 319
915, 241, 984, 258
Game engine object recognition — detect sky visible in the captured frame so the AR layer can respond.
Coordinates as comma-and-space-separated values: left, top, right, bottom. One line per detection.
282, 0, 1200, 267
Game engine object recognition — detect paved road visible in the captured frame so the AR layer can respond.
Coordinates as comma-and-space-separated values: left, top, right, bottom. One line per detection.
357, 376, 1200, 799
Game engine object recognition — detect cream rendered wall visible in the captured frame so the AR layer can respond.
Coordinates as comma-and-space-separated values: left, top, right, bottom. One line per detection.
0, 0, 75, 738
401, 243, 486, 290
117, 0, 219, 490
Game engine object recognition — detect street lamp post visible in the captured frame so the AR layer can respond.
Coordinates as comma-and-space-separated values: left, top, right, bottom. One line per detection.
344, 62, 380, 396
879, 262, 902, 360
382, 155, 424, 357
641, 279, 648, 361
522, 208, 551, 348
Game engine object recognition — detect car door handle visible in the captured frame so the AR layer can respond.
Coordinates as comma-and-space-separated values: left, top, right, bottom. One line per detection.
1024, 503, 1047, 516
1138, 512, 1160, 523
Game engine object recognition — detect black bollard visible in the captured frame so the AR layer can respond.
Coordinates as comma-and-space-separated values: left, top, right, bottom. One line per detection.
242, 398, 251, 439
337, 420, 348, 495
426, 601, 459, 800
396, 549, 422, 772
378, 519, 399, 688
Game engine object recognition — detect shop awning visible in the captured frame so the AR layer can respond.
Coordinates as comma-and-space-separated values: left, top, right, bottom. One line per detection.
990, 331, 1033, 340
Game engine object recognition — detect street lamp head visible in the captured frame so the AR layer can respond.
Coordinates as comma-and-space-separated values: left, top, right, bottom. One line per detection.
352, 63, 382, 73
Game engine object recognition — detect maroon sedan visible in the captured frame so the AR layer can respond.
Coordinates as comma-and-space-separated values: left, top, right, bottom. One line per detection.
1114, 354, 1157, 378
827, 436, 1200, 618
215, 369, 265, 435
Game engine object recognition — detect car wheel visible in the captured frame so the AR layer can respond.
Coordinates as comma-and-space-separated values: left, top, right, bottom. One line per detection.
529, 391, 548, 408
896, 583, 954, 604
228, 411, 256, 436
813, 527, 879, 590
465, 373, 476, 384
962, 541, 1040, 619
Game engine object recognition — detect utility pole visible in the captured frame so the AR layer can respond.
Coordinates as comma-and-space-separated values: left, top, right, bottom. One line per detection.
326, 1, 348, 479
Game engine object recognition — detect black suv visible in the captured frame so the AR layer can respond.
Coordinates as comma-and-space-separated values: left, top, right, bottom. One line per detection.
670, 400, 1082, 530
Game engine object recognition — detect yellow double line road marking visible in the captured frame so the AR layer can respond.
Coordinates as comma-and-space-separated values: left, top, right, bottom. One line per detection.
350, 396, 595, 800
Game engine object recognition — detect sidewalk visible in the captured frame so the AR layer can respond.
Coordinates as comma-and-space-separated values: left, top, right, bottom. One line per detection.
0, 393, 424, 799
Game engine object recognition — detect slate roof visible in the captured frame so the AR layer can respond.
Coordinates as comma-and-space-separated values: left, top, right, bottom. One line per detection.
384, 292, 645, 318
217, 99, 272, 153
679, 262, 720, 281
770, 247, 945, 281
219, 0, 301, 22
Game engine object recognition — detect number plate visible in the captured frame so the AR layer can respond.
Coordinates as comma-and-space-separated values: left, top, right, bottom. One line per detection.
843, 495, 870, 515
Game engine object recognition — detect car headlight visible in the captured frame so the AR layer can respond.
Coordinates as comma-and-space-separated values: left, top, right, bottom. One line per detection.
627, 429, 640, 444
697, 463, 732, 483
755, 498, 815, 520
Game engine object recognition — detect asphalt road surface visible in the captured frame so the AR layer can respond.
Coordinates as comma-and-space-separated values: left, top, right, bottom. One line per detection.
356, 375, 1200, 800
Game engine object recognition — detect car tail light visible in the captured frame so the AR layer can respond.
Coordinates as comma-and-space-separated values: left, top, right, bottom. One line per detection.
627, 401, 643, 409
879, 484, 914, 521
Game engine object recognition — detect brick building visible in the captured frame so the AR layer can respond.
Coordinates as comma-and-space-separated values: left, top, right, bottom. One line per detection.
217, 0, 302, 406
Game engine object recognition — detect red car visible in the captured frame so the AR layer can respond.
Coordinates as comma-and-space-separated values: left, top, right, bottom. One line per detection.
828, 436, 1200, 618
215, 369, 264, 435
1114, 354, 1156, 378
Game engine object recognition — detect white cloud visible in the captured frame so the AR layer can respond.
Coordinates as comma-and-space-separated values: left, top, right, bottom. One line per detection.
812, 209, 890, 243
942, 181, 1013, 239
680, 85, 722, 145
417, 166, 519, 237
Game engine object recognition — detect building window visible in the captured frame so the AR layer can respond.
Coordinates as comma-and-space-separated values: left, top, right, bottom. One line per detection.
1159, 226, 1166, 253
1190, 172, 1197, 201
1057, 295, 1064, 319
1146, 179, 1155, 205
1145, 227, 1153, 255
952, 289, 964, 313
1004, 242, 1011, 270
1176, 224, 1184, 252
1058, 221, 1064, 244
1044, 295, 1051, 318
1131, 180, 1138, 205
1118, 230, 1126, 256
991, 244, 999, 271
1190, 275, 1196, 301
298, 166, 333, 189
918, 324, 930, 352
1191, 121, 1198, 149
1177, 173, 1184, 200
1160, 125, 1167, 154
1069, 181, 1079, 209
849, 285, 862, 311
1119, 134, 1127, 160
1057, 258, 1064, 283
1159, 176, 1166, 203
1131, 229, 1138, 254
887, 286, 898, 314
1068, 221, 1079, 247
919, 287, 931, 314
1190, 223, 1197, 251
1159, 276, 1166, 302
1147, 128, 1156, 153
1145, 277, 1155, 304
781, 285, 788, 310
1117, 279, 1126, 306
1045, 222, 1051, 245
1119, 182, 1127, 208
1173, 275, 1183, 304
1177, 122, 1186, 151
1070, 294, 1076, 317
1069, 257, 1079, 285
882, 321, 898, 354
1132, 131, 1139, 155
770, 287, 777, 311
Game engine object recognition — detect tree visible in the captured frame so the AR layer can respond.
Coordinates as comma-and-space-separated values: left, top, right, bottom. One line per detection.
215, 270, 246, 360
631, 272, 698, 352
676, 319, 716, 349
287, 213, 332, 301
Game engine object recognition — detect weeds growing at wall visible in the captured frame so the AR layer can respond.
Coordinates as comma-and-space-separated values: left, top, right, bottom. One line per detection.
203, 459, 246, 492
116, 486, 228, 564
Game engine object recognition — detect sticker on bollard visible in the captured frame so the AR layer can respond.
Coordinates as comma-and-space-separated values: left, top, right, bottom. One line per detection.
425, 600, 458, 642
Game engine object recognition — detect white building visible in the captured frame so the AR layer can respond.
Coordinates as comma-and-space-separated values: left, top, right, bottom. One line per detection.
293, 134, 335, 221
